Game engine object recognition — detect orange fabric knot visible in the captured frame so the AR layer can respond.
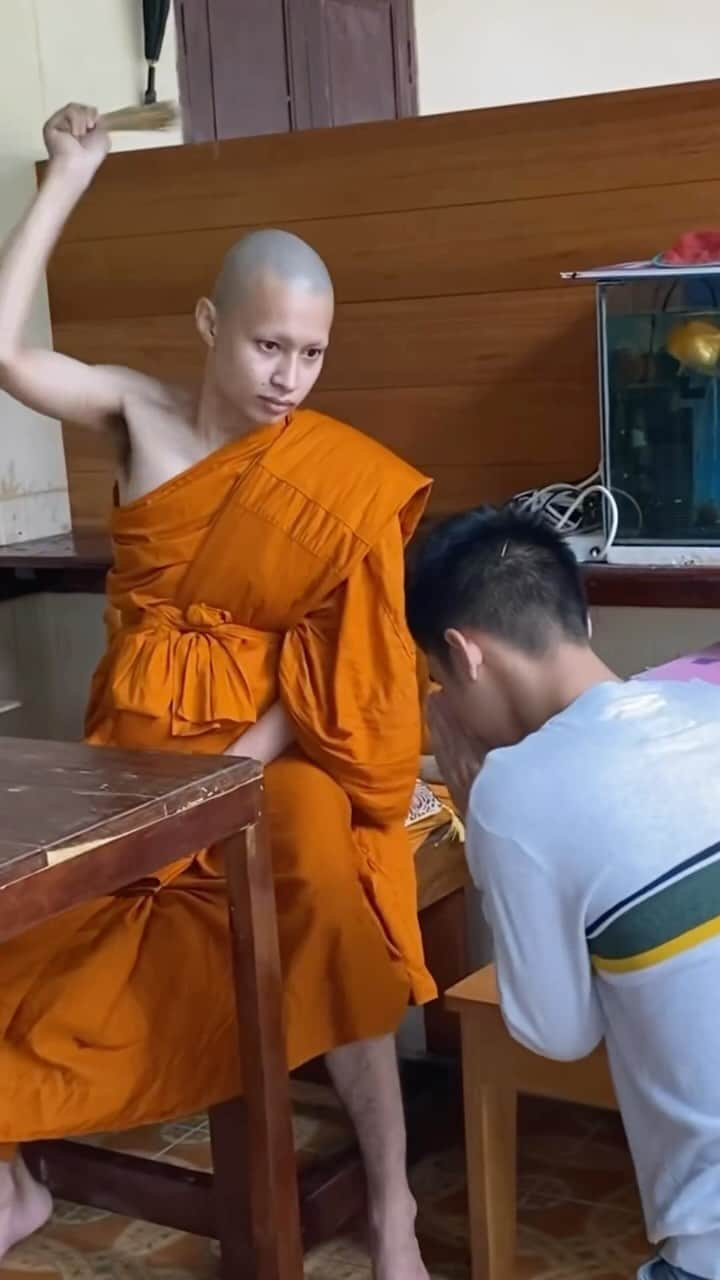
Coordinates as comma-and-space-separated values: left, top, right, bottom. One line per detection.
104, 602, 281, 737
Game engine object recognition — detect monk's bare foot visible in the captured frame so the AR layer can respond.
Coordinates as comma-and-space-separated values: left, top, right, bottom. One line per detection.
0, 1157, 53, 1260
369, 1192, 430, 1280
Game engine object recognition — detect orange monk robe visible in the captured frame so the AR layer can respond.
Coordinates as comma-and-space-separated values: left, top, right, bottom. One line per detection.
0, 411, 438, 1145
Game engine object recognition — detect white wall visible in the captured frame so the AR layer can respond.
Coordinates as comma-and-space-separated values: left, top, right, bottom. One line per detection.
0, 0, 180, 547
33, 0, 181, 152
415, 0, 720, 115
0, 1, 70, 545
593, 607, 720, 677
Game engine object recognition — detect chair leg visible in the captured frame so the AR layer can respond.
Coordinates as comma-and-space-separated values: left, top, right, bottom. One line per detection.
209, 1097, 254, 1279
421, 887, 469, 1056
219, 820, 304, 1280
461, 1019, 517, 1280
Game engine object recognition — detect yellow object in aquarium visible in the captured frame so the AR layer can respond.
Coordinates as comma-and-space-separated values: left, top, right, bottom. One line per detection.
667, 319, 720, 373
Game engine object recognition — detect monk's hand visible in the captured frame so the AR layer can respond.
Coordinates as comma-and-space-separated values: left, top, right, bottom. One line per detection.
226, 701, 295, 766
427, 691, 485, 817
43, 103, 110, 186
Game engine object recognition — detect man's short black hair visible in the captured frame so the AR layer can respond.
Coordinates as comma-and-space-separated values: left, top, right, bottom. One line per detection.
406, 505, 589, 658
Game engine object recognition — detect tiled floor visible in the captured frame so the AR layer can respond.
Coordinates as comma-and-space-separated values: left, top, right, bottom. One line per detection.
0, 1088, 652, 1279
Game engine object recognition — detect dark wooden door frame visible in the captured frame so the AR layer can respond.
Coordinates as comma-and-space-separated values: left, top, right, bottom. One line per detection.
174, 0, 216, 144
174, 0, 417, 143
390, 0, 419, 118
286, 0, 418, 131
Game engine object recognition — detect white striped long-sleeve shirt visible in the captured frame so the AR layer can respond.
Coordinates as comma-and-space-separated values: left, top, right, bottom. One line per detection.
467, 679, 720, 1278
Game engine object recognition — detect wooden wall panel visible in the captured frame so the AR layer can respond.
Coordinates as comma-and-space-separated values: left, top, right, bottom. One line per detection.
53, 291, 596, 389
48, 179, 720, 320
40, 77, 720, 531
308, 384, 598, 467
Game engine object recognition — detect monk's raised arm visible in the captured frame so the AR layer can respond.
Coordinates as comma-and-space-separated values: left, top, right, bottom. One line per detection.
0, 104, 140, 431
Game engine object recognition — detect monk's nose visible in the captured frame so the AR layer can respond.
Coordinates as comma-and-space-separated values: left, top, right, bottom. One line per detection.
271, 355, 298, 392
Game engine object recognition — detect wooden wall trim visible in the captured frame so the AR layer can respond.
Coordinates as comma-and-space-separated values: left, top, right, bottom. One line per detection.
584, 565, 720, 610
1, 537, 719, 610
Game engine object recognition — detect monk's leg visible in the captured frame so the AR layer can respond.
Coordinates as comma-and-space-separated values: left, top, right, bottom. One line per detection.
326, 1036, 428, 1280
265, 754, 429, 1280
0, 1151, 52, 1260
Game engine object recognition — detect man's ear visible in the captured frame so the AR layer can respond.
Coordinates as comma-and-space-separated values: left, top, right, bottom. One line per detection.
444, 627, 483, 681
195, 297, 217, 348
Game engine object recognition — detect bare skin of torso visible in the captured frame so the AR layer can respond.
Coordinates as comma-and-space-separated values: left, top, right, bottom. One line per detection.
105, 374, 221, 505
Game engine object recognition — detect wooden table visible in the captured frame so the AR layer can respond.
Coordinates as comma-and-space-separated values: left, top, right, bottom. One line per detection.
0, 736, 303, 1280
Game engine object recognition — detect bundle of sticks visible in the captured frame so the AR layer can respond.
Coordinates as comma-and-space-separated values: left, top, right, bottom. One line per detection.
100, 101, 179, 132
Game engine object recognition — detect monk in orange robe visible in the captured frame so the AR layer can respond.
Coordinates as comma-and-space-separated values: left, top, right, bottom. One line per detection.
0, 103, 439, 1278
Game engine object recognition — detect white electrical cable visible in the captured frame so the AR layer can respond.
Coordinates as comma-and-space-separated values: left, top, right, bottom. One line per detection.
510, 468, 623, 560
555, 484, 619, 559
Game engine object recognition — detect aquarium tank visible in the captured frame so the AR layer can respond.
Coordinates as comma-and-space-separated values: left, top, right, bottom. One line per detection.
564, 261, 720, 564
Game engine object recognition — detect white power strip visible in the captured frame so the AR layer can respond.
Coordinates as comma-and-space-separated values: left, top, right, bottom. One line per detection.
566, 532, 606, 563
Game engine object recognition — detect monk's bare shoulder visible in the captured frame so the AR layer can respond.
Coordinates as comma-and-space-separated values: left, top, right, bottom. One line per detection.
95, 366, 178, 431
119, 371, 192, 423
111, 372, 201, 504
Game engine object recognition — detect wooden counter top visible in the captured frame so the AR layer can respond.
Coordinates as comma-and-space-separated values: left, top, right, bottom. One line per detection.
0, 533, 719, 609
0, 531, 111, 569
582, 562, 720, 609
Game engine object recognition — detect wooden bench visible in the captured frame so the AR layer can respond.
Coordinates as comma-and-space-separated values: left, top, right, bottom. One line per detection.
447, 964, 617, 1280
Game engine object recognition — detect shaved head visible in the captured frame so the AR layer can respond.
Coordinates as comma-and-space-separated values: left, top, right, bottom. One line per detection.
197, 229, 334, 430
212, 229, 333, 313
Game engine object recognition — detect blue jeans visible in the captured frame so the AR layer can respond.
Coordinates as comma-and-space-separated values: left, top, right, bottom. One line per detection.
638, 1261, 707, 1279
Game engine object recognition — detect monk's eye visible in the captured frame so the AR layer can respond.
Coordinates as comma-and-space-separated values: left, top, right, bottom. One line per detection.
305, 347, 323, 361
257, 340, 279, 353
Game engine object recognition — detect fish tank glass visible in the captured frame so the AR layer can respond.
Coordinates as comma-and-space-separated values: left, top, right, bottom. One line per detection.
565, 263, 720, 563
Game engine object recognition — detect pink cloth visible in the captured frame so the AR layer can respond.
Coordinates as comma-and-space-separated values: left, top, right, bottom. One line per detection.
636, 642, 720, 685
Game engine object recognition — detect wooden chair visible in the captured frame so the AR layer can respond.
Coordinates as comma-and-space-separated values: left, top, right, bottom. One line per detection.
447, 965, 618, 1280
416, 816, 469, 1055
24, 822, 469, 1274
